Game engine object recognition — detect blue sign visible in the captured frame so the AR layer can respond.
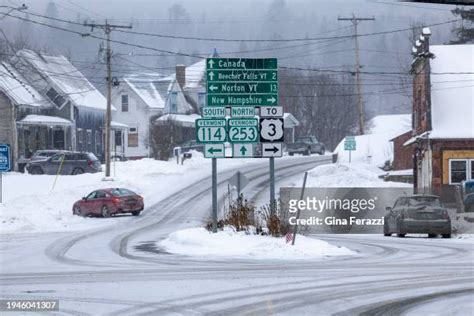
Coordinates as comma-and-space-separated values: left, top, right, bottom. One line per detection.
0, 144, 11, 172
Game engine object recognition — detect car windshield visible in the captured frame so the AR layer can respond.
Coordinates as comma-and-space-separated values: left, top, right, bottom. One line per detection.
407, 196, 441, 207
111, 188, 135, 196
296, 137, 312, 142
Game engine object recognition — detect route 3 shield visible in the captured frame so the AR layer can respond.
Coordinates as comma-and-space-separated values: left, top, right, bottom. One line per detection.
260, 118, 284, 142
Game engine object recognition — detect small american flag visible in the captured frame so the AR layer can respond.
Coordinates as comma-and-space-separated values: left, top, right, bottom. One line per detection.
285, 231, 293, 244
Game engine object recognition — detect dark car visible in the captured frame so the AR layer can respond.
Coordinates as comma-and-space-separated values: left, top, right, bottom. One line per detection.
461, 180, 474, 212
73, 188, 144, 217
287, 136, 325, 156
384, 195, 451, 238
178, 140, 204, 154
26, 151, 102, 175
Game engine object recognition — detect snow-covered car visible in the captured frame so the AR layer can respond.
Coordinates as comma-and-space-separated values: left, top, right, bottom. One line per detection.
384, 195, 451, 238
73, 188, 144, 217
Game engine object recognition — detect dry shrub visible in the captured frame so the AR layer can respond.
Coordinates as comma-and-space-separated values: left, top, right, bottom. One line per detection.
206, 194, 256, 232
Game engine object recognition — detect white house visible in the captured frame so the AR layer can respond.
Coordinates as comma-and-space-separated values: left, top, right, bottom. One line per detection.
111, 71, 192, 159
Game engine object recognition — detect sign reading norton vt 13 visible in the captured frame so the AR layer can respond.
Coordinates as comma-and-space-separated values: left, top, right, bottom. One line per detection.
197, 58, 284, 158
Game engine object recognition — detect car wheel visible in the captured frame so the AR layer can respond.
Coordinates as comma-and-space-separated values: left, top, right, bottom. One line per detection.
428, 234, 437, 238
30, 166, 43, 175
289, 152, 294, 156
304, 148, 311, 156
442, 234, 451, 238
73, 206, 82, 216
131, 211, 141, 216
319, 147, 325, 155
72, 168, 84, 175
383, 222, 391, 236
101, 205, 110, 218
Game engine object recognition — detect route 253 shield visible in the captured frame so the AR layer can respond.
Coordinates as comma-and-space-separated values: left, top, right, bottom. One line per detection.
260, 118, 284, 142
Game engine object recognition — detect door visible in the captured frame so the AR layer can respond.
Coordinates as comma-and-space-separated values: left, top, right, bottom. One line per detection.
82, 191, 98, 215
53, 129, 65, 149
48, 153, 65, 175
94, 190, 109, 215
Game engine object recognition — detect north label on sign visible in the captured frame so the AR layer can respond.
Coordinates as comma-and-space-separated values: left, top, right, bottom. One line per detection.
231, 107, 255, 118
260, 118, 284, 142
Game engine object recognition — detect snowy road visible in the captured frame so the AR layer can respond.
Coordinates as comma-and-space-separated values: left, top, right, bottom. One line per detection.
1, 155, 473, 315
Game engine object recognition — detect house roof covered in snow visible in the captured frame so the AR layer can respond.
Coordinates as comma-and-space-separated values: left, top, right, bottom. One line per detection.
428, 44, 474, 139
18, 115, 72, 126
0, 62, 52, 107
15, 49, 111, 111
124, 73, 174, 109
155, 113, 201, 127
184, 59, 206, 89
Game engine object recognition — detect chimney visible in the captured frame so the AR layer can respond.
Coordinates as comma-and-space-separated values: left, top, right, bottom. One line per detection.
176, 64, 186, 88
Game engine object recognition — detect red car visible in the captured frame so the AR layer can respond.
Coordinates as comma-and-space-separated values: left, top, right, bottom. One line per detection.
73, 188, 144, 217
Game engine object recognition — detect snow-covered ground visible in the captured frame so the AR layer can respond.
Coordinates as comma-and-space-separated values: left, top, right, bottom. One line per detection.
0, 152, 262, 234
159, 226, 355, 260
334, 114, 411, 167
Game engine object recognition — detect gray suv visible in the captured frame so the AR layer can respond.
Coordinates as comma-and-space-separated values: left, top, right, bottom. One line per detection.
26, 151, 102, 175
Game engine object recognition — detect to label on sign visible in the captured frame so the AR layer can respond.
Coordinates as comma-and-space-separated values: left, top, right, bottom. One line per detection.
260, 118, 284, 142
228, 119, 259, 143
196, 119, 227, 143
260, 106, 283, 118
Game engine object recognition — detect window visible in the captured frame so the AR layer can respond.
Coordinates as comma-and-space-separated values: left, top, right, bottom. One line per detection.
95, 191, 107, 199
198, 92, 206, 111
115, 130, 122, 146
64, 154, 76, 161
46, 87, 66, 109
77, 128, 83, 151
128, 127, 138, 147
95, 131, 101, 155
86, 191, 97, 200
449, 159, 474, 184
86, 130, 92, 151
121, 95, 129, 112
170, 92, 178, 113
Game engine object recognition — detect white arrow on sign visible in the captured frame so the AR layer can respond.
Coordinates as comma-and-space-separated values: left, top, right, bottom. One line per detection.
208, 59, 215, 69
267, 96, 276, 104
209, 85, 218, 92
208, 71, 215, 81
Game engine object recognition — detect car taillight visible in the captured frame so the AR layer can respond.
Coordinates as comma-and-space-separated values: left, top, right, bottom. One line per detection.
112, 197, 121, 204
87, 160, 93, 167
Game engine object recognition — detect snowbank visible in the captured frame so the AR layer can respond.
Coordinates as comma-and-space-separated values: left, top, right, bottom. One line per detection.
305, 163, 411, 188
0, 153, 257, 234
159, 227, 355, 260
335, 114, 411, 167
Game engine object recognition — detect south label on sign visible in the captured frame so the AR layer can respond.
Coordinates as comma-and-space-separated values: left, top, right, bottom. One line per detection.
260, 118, 284, 142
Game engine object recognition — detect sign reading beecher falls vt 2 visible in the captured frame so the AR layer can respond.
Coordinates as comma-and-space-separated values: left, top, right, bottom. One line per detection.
199, 58, 283, 158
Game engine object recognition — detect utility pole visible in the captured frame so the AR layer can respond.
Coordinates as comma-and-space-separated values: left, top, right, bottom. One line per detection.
84, 21, 132, 178
338, 14, 375, 135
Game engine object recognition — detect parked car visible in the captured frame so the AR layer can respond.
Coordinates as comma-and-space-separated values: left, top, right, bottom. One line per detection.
72, 188, 144, 217
178, 140, 204, 154
18, 150, 68, 173
287, 136, 325, 156
26, 151, 102, 175
461, 180, 474, 212
384, 194, 451, 238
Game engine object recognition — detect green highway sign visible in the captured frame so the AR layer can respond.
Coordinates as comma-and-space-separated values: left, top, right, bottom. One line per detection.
202, 106, 226, 118
208, 94, 277, 106
207, 70, 278, 82
344, 136, 356, 151
204, 144, 225, 158
231, 107, 255, 118
207, 82, 278, 94
196, 119, 227, 143
207, 58, 277, 70
228, 118, 259, 143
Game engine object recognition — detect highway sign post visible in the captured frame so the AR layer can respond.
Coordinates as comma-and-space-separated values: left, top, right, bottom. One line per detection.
0, 144, 11, 204
204, 58, 281, 230
344, 136, 357, 163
